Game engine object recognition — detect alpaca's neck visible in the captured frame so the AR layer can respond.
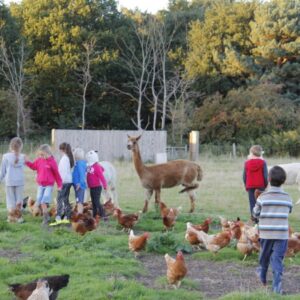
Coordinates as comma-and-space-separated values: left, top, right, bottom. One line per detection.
132, 145, 146, 177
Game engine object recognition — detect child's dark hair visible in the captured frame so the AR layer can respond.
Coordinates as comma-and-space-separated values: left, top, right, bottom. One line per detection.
59, 143, 74, 168
269, 166, 286, 187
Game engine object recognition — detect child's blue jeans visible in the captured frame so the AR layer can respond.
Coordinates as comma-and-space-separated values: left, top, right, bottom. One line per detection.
258, 239, 288, 294
37, 185, 53, 205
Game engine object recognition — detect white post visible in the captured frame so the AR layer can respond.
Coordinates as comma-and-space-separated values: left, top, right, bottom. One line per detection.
189, 131, 199, 161
232, 143, 236, 158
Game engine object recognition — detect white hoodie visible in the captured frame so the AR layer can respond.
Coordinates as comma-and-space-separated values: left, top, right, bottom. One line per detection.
58, 154, 72, 183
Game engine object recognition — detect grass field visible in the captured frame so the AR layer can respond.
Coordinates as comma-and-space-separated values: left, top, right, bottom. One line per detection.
1, 154, 300, 299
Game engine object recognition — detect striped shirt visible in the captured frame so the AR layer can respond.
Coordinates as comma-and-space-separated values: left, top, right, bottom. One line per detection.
253, 186, 293, 239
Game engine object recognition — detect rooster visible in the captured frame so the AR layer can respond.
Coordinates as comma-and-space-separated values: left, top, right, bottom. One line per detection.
113, 208, 140, 231
71, 212, 100, 235
9, 274, 69, 300
188, 227, 232, 254
27, 280, 51, 300
128, 230, 150, 257
165, 251, 187, 288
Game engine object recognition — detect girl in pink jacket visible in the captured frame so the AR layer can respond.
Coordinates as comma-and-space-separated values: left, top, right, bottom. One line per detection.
26, 144, 62, 225
86, 150, 107, 218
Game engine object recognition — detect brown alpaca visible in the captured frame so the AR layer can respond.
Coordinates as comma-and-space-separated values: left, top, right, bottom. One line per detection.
127, 135, 203, 213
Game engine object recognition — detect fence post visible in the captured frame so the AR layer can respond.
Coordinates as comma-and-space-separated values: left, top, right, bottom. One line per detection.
232, 143, 236, 158
189, 131, 199, 161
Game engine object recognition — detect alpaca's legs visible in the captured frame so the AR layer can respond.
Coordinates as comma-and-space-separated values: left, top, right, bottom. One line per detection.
154, 190, 161, 212
143, 190, 153, 213
188, 190, 196, 213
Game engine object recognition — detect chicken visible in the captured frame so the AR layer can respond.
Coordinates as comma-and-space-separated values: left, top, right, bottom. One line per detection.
113, 208, 140, 231
9, 274, 69, 300
185, 222, 205, 250
254, 189, 263, 200
286, 238, 300, 257
103, 198, 116, 216
27, 280, 51, 300
219, 216, 230, 232
162, 208, 177, 231
244, 224, 260, 252
229, 220, 242, 240
189, 227, 232, 254
128, 230, 150, 257
159, 201, 181, 218
165, 251, 187, 288
28, 197, 42, 217
71, 212, 100, 235
189, 217, 212, 233
48, 206, 57, 218
8, 205, 23, 223
236, 226, 255, 261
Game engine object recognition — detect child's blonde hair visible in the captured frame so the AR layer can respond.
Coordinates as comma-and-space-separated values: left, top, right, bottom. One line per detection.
73, 148, 85, 160
249, 145, 263, 157
9, 137, 23, 164
38, 144, 53, 157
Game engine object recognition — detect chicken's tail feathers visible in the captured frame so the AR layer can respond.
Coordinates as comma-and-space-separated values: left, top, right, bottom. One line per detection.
129, 229, 134, 237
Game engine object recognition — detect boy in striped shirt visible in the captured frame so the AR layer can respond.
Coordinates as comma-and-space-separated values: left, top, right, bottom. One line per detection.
253, 166, 293, 294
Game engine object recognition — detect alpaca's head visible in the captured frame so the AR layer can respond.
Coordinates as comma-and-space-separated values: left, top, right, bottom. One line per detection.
127, 135, 141, 151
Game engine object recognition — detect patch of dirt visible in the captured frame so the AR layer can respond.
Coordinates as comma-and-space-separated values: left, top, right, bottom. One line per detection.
136, 254, 300, 299
0, 249, 27, 262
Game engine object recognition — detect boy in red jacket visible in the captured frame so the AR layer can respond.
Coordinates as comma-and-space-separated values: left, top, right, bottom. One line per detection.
243, 145, 268, 222
86, 150, 107, 218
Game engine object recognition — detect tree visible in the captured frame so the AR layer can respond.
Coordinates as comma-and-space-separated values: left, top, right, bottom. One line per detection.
250, 0, 300, 101
185, 1, 256, 94
192, 83, 300, 143
0, 38, 28, 137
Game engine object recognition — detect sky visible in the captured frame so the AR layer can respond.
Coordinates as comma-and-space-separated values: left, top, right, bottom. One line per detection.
3, 0, 169, 13
117, 0, 169, 13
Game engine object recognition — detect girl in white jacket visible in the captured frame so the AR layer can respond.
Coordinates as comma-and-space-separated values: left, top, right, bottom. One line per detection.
54, 142, 74, 223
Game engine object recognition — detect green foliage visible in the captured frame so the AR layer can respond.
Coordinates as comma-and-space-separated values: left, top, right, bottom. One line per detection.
192, 83, 300, 144
0, 90, 17, 137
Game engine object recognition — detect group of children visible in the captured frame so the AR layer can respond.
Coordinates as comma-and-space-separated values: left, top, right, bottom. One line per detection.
243, 145, 293, 295
0, 137, 107, 225
0, 138, 295, 294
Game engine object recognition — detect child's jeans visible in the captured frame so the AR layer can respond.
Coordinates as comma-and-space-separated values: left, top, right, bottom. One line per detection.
74, 186, 85, 204
57, 183, 72, 219
258, 239, 288, 294
5, 185, 24, 210
37, 185, 53, 205
90, 186, 105, 218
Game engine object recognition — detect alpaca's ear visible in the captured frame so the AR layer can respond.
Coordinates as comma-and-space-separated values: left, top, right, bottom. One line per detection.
127, 134, 131, 138
136, 135, 142, 141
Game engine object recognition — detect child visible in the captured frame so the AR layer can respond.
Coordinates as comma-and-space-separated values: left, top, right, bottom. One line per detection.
26, 144, 62, 225
243, 145, 268, 221
72, 148, 87, 214
54, 142, 74, 224
86, 150, 107, 218
0, 137, 25, 223
253, 166, 293, 294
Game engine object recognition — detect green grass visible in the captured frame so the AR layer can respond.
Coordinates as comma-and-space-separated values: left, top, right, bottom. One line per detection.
1, 155, 300, 299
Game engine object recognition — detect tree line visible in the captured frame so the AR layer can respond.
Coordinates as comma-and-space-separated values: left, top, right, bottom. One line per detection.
0, 0, 299, 154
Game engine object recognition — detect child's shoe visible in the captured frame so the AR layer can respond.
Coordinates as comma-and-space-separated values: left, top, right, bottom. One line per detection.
61, 216, 70, 224
42, 212, 50, 225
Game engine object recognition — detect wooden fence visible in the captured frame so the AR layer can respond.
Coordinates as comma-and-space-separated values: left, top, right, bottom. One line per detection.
51, 129, 167, 161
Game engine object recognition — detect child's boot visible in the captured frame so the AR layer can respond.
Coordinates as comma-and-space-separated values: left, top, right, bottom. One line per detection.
42, 211, 50, 225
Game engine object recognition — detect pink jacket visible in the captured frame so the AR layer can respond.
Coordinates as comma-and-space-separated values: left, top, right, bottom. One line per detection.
26, 156, 62, 189
87, 163, 107, 189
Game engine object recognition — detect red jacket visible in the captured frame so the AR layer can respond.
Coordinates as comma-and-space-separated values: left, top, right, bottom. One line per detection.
87, 163, 107, 189
243, 158, 268, 190
26, 156, 62, 189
